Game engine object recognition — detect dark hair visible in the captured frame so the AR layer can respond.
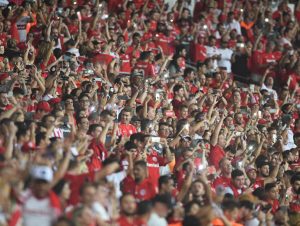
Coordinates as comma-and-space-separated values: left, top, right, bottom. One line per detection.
130, 133, 145, 143
136, 200, 152, 216
173, 84, 183, 93
231, 169, 244, 179
36, 132, 47, 146
124, 141, 137, 151
290, 173, 300, 185
134, 160, 147, 168
265, 182, 277, 192
158, 175, 172, 189
88, 124, 101, 134
221, 199, 238, 211
239, 200, 254, 210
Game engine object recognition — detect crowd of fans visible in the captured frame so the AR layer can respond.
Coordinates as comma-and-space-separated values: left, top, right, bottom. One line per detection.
1, 0, 300, 225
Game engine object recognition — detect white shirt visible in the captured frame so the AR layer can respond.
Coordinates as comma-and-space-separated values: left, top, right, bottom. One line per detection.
148, 212, 168, 226
205, 45, 220, 70
106, 171, 127, 198
225, 19, 241, 35
218, 48, 233, 73
261, 84, 278, 100
21, 190, 58, 226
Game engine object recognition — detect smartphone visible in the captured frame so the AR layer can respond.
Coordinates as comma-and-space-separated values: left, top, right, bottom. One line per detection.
93, 77, 103, 82
155, 93, 160, 101
250, 84, 255, 92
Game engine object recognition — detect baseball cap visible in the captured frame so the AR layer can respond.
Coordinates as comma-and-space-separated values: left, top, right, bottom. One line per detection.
246, 165, 257, 173
37, 101, 51, 112
31, 165, 53, 182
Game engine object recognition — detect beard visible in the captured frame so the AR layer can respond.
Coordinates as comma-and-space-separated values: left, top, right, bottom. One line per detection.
122, 210, 135, 217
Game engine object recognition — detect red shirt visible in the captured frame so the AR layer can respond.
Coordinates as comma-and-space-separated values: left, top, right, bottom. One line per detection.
252, 177, 265, 189
154, 33, 174, 56
121, 176, 156, 201
87, 139, 108, 172
209, 145, 225, 170
118, 123, 137, 137
119, 53, 132, 74
190, 43, 207, 63
267, 199, 279, 214
117, 216, 139, 226
147, 152, 167, 188
134, 61, 156, 78
212, 175, 231, 188
289, 192, 300, 213
64, 171, 95, 205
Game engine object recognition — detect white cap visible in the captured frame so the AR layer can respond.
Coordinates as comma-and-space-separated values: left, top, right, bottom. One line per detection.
31, 165, 53, 182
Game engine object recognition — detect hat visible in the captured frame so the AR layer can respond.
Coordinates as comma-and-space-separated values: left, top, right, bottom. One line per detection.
37, 101, 51, 112
246, 165, 257, 173
0, 73, 9, 81
31, 165, 53, 182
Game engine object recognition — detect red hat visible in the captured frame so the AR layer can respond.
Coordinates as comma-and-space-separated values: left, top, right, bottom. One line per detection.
48, 98, 61, 105
37, 101, 51, 112
0, 73, 9, 81
21, 141, 36, 153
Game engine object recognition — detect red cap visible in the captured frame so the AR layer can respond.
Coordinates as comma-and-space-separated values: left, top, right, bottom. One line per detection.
37, 101, 51, 112
0, 73, 9, 81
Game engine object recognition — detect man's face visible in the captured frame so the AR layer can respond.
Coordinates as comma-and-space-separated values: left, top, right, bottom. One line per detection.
191, 181, 205, 198
220, 159, 232, 175
233, 175, 245, 189
176, 88, 184, 98
158, 125, 170, 138
180, 107, 188, 119
0, 93, 9, 107
260, 165, 270, 177
162, 179, 175, 193
121, 194, 136, 216
91, 126, 102, 138
79, 117, 90, 131
218, 134, 226, 148
65, 99, 74, 111
247, 169, 257, 181
31, 180, 51, 198
292, 180, 300, 194
81, 186, 96, 206
268, 186, 278, 200
79, 96, 90, 110
121, 111, 131, 124
4, 21, 11, 32
133, 165, 146, 182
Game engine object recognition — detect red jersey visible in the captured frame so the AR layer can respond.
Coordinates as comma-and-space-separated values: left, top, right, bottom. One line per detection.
209, 145, 225, 170
134, 61, 156, 78
190, 43, 207, 63
252, 177, 265, 189
154, 33, 174, 55
212, 175, 231, 188
289, 192, 300, 213
119, 53, 132, 74
146, 152, 167, 188
118, 123, 137, 137
64, 171, 95, 205
121, 176, 156, 201
117, 216, 138, 226
87, 139, 108, 172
